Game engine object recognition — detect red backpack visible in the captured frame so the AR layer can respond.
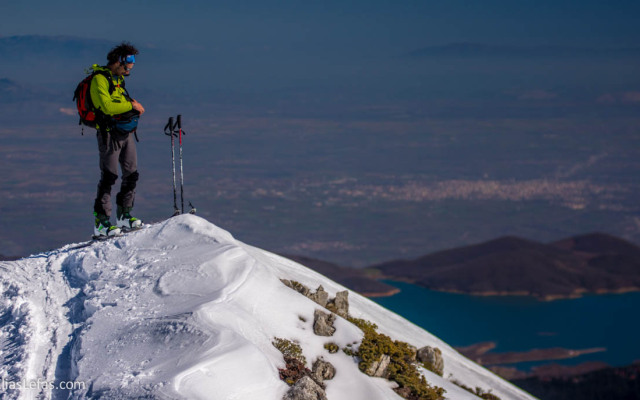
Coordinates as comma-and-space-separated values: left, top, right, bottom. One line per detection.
72, 70, 123, 130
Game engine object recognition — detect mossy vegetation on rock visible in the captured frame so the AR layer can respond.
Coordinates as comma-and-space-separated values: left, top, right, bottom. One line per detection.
273, 338, 310, 386
452, 380, 502, 400
347, 317, 446, 400
279, 278, 498, 399
324, 342, 339, 354
273, 337, 307, 365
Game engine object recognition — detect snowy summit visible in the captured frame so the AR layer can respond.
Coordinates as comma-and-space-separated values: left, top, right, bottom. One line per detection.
0, 215, 536, 400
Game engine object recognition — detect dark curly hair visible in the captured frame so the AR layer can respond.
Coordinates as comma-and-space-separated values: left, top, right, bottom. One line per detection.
106, 42, 139, 65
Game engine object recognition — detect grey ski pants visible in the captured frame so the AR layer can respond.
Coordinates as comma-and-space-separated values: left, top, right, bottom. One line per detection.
94, 130, 138, 217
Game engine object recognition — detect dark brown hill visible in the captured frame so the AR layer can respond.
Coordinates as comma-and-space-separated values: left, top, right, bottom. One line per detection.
369, 234, 640, 300
512, 362, 640, 400
553, 232, 640, 255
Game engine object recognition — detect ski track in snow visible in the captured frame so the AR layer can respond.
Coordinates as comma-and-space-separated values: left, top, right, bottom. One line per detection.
0, 215, 538, 400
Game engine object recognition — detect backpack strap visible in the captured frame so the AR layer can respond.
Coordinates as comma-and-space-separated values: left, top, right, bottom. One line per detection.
96, 70, 132, 102
93, 70, 116, 95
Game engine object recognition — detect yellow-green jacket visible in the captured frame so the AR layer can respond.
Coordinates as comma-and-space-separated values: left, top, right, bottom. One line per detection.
89, 64, 133, 116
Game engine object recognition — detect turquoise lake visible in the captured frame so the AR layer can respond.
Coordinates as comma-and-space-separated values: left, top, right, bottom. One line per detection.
372, 281, 640, 369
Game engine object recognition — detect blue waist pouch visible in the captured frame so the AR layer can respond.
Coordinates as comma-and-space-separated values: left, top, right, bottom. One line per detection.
115, 116, 139, 133
112, 110, 140, 135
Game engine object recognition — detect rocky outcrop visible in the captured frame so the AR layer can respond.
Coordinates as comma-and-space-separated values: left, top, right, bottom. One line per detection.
278, 279, 346, 398
283, 375, 327, 400
308, 285, 329, 308
280, 277, 448, 400
313, 310, 336, 337
280, 280, 350, 318
312, 358, 336, 385
326, 290, 349, 318
281, 279, 311, 297
281, 358, 337, 400
417, 346, 444, 376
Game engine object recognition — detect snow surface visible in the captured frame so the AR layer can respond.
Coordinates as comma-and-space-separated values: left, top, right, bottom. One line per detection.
0, 215, 537, 400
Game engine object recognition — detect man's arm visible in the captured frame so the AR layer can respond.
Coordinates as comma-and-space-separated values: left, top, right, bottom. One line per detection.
90, 74, 133, 116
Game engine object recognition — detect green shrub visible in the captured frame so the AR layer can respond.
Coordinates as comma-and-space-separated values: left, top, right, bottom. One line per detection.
273, 337, 310, 386
272, 337, 306, 365
451, 380, 502, 400
347, 316, 378, 334
348, 318, 446, 400
324, 342, 339, 354
475, 387, 501, 400
343, 346, 357, 357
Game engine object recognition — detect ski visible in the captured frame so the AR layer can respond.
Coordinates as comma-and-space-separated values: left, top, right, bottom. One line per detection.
91, 234, 121, 241
69, 225, 147, 250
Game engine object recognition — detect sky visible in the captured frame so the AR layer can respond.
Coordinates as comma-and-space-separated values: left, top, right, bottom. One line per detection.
1, 0, 640, 261
3, 0, 640, 99
3, 1, 640, 49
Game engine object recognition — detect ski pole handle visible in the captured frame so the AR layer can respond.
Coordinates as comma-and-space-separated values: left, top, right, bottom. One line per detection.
164, 117, 175, 136
177, 114, 183, 145
164, 115, 185, 137
177, 114, 186, 136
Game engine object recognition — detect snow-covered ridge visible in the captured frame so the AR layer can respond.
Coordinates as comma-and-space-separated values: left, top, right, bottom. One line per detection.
0, 215, 536, 399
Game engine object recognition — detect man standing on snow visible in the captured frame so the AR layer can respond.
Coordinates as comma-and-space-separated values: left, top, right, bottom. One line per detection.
90, 42, 145, 237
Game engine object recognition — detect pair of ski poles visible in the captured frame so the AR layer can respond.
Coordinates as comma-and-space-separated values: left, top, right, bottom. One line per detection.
164, 114, 195, 216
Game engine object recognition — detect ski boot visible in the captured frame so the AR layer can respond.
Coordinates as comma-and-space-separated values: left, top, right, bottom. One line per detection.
116, 206, 143, 231
94, 212, 121, 239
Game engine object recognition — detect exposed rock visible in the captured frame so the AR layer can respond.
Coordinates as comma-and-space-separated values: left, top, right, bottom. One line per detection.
281, 279, 351, 319
308, 285, 329, 308
279, 356, 311, 386
365, 354, 391, 378
407, 344, 418, 363
326, 290, 349, 318
417, 346, 444, 376
313, 310, 336, 337
283, 375, 327, 400
281, 279, 311, 296
394, 387, 412, 398
312, 358, 336, 384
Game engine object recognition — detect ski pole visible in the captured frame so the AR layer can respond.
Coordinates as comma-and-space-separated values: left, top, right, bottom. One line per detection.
164, 117, 179, 216
177, 114, 185, 214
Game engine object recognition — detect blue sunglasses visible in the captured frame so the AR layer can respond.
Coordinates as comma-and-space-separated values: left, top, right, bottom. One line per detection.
123, 54, 136, 64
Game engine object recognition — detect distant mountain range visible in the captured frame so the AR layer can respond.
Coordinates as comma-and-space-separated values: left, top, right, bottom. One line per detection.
0, 35, 113, 63
406, 42, 640, 59
292, 233, 640, 301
